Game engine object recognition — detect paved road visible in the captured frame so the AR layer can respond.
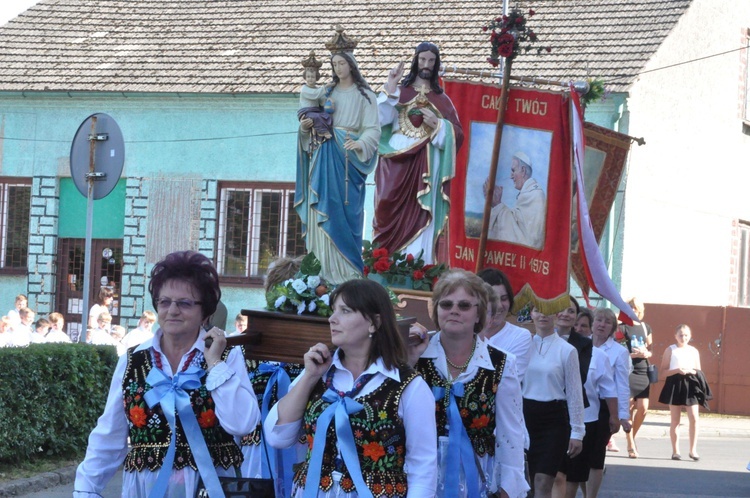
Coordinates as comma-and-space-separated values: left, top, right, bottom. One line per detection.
13, 411, 750, 497
599, 435, 750, 497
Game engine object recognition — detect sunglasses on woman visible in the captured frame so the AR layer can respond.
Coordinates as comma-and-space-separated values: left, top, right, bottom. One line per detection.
438, 300, 478, 311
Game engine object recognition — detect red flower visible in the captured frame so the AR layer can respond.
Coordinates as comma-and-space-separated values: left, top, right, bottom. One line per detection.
529, 8, 536, 16
470, 414, 491, 429
495, 17, 502, 22
363, 266, 370, 276
363, 441, 386, 462
406, 253, 414, 263
546, 46, 552, 53
129, 406, 147, 428
373, 257, 391, 273
372, 248, 389, 259
486, 57, 499, 67
198, 409, 217, 429
614, 330, 625, 341
482, 26, 488, 32
529, 31, 537, 42
515, 17, 523, 24
413, 270, 425, 280
498, 43, 515, 59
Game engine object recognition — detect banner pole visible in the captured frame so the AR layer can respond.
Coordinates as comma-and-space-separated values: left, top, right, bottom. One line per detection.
475, 59, 513, 273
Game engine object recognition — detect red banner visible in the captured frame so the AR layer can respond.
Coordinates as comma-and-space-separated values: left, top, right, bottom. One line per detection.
445, 81, 571, 314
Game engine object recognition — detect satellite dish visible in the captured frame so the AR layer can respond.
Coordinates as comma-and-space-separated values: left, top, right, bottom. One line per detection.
70, 113, 125, 200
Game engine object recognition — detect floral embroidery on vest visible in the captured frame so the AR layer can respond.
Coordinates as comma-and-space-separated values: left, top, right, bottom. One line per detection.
293, 366, 417, 498
417, 347, 506, 457
240, 359, 303, 446
121, 347, 243, 472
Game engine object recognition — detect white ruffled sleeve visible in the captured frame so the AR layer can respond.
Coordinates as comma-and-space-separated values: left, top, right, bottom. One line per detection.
492, 354, 531, 498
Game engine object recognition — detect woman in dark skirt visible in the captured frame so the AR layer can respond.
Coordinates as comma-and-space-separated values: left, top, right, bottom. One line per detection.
659, 324, 702, 461
523, 306, 584, 498
619, 298, 654, 459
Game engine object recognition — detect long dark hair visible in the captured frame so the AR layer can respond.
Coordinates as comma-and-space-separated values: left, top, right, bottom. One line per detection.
401, 42, 444, 95
329, 279, 406, 370
330, 52, 373, 104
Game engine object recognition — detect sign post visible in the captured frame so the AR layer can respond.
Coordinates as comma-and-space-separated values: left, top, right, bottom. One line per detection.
69, 113, 124, 341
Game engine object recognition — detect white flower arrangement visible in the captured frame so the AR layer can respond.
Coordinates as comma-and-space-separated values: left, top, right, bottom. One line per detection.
265, 253, 333, 317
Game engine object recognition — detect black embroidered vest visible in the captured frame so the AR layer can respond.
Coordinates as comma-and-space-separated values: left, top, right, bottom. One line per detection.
416, 346, 507, 457
121, 347, 243, 472
294, 366, 418, 498
240, 359, 303, 447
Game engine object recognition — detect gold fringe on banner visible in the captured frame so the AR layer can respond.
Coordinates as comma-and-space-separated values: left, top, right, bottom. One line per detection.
511, 284, 572, 316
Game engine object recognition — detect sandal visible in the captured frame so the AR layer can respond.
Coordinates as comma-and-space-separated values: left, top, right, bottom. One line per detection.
628, 448, 639, 459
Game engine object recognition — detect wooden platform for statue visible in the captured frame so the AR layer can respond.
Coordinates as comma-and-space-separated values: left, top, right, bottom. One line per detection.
230, 309, 416, 363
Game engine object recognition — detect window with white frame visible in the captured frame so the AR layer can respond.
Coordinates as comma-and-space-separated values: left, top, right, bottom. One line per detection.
0, 178, 31, 273
736, 221, 750, 307
216, 182, 306, 283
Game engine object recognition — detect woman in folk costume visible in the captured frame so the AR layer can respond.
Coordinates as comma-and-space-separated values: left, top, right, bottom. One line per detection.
74, 251, 259, 497
265, 279, 437, 497
295, 26, 380, 285
408, 269, 529, 498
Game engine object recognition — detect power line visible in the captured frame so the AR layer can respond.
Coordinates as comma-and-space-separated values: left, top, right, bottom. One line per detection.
0, 130, 297, 144
605, 45, 747, 85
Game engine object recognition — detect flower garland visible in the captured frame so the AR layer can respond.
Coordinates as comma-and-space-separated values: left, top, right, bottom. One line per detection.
484, 8, 549, 67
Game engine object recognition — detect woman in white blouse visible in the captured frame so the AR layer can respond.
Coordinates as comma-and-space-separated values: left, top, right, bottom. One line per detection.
409, 269, 528, 498
589, 307, 632, 495
265, 279, 437, 497
523, 306, 584, 498
658, 324, 703, 460
74, 251, 259, 498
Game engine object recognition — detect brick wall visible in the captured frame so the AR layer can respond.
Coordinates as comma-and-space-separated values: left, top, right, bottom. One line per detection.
27, 176, 58, 315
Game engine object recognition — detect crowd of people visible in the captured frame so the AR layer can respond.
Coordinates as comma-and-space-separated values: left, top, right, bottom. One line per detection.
63, 248, 708, 498
0, 290, 249, 357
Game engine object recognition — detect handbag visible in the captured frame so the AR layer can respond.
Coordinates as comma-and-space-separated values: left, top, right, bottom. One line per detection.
194, 474, 275, 498
194, 433, 275, 498
646, 362, 659, 384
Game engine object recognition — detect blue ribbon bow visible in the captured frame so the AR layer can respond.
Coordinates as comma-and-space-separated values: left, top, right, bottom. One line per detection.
303, 389, 374, 498
256, 363, 294, 497
433, 383, 480, 498
144, 364, 225, 498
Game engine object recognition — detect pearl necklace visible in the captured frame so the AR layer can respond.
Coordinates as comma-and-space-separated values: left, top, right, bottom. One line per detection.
441, 337, 476, 373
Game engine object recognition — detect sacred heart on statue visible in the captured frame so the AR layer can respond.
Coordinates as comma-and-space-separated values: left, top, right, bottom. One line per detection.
407, 109, 424, 128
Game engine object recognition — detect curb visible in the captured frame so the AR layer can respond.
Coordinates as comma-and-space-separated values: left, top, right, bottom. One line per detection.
0, 465, 77, 497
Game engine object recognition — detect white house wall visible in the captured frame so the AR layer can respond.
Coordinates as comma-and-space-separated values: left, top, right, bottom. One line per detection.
621, 0, 750, 305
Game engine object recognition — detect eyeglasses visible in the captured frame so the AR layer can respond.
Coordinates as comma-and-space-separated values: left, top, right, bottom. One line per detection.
437, 300, 478, 312
156, 298, 202, 311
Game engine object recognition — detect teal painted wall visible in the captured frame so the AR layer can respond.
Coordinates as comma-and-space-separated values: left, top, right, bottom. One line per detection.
0, 92, 377, 324
0, 275, 29, 313
58, 178, 126, 238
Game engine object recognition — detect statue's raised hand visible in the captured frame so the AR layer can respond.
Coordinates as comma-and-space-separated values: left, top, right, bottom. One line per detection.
385, 61, 406, 95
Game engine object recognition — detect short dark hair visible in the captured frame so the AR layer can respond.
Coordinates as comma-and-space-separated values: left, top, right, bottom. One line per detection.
576, 308, 594, 329
329, 279, 406, 371
477, 267, 514, 311
97, 287, 114, 305
148, 251, 221, 320
432, 269, 489, 333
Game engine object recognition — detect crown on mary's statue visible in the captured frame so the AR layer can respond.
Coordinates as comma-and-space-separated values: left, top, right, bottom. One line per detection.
325, 25, 359, 55
301, 50, 323, 69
